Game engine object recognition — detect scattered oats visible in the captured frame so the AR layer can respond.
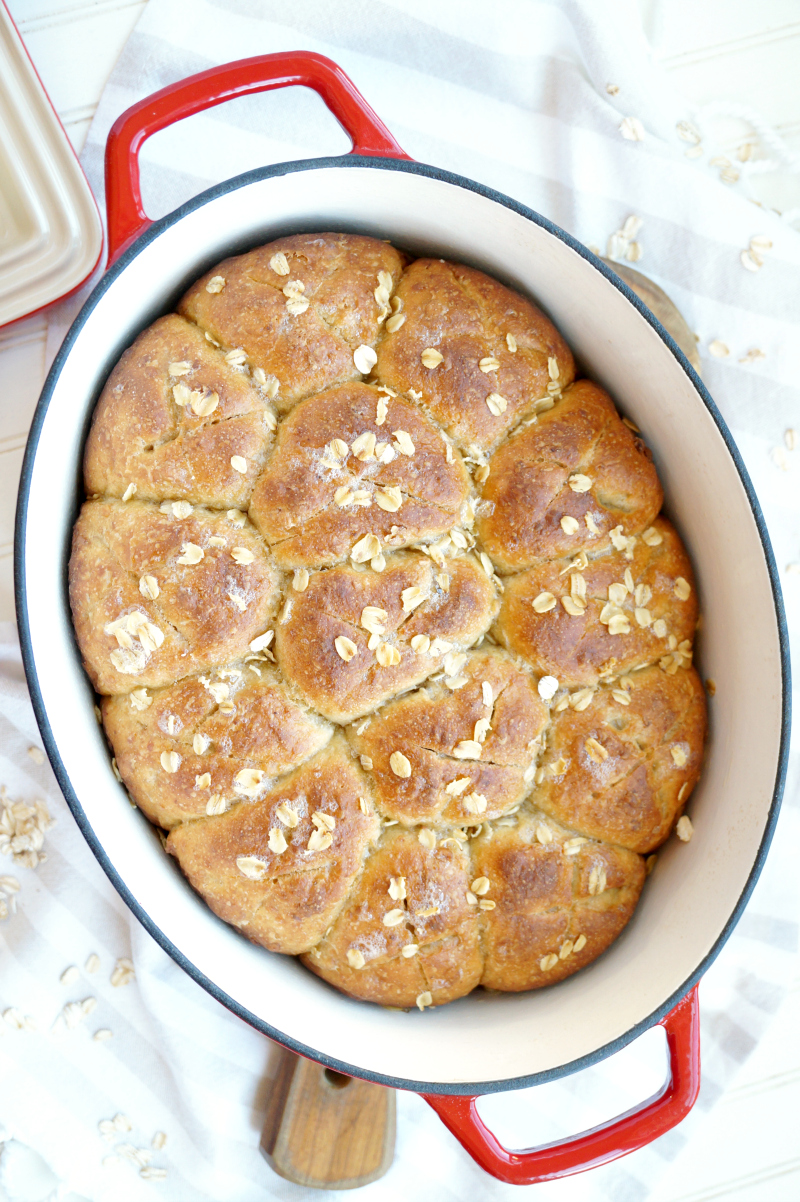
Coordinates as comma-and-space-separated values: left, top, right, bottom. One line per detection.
358, 797, 370, 815
573, 934, 587, 952
160, 751, 180, 774
506, 332, 518, 353
674, 577, 692, 601
308, 827, 333, 852
479, 899, 496, 911
421, 348, 444, 369
568, 474, 592, 493
475, 463, 490, 485
453, 740, 482, 760
248, 631, 274, 654
401, 585, 427, 612
559, 939, 575, 960
535, 675, 558, 702
585, 737, 609, 764
473, 717, 491, 743
235, 768, 265, 796
177, 542, 204, 566
230, 455, 248, 475
652, 618, 668, 638
540, 953, 559, 971
375, 486, 403, 512
352, 430, 377, 461
266, 827, 288, 855
708, 340, 729, 358
293, 568, 309, 592
334, 636, 358, 662
706, 678, 717, 696
206, 796, 229, 816
471, 876, 490, 896
446, 777, 471, 797
418, 828, 437, 850
750, 235, 772, 253
228, 547, 256, 568
194, 773, 211, 791
140, 1168, 167, 1181
360, 755, 374, 772
93, 1028, 113, 1042
60, 965, 80, 986
351, 532, 382, 563
26, 745, 45, 767
388, 876, 407, 901
383, 908, 405, 927
676, 815, 693, 842
375, 396, 389, 427
479, 551, 495, 578
486, 393, 507, 417
390, 751, 412, 778
560, 515, 580, 535
642, 526, 662, 547
169, 361, 191, 376
463, 792, 488, 814
482, 681, 493, 707
416, 991, 433, 1011
608, 582, 628, 606
205, 332, 220, 346
236, 855, 267, 880
620, 116, 645, 141
401, 943, 419, 957
740, 250, 762, 273
393, 429, 415, 456
607, 83, 620, 96
110, 958, 135, 988
152, 1132, 167, 1151
533, 591, 557, 614
671, 745, 688, 768
584, 512, 600, 535
561, 595, 585, 618
466, 891, 478, 906
206, 275, 225, 293
676, 120, 701, 145
535, 823, 554, 845
121, 483, 137, 502
347, 947, 366, 969
173, 383, 192, 408
634, 607, 652, 628
445, 443, 454, 464
227, 509, 246, 527
385, 312, 406, 333
479, 356, 500, 373
678, 782, 689, 803
377, 642, 402, 667
569, 688, 594, 712
270, 252, 290, 275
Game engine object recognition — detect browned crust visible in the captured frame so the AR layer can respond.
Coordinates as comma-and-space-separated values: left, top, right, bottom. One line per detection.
473, 810, 646, 991
534, 666, 707, 853
67, 235, 707, 1011
83, 314, 275, 507
477, 380, 663, 571
302, 827, 482, 1007
178, 233, 406, 410
494, 517, 699, 686
348, 649, 547, 826
167, 738, 380, 954
103, 665, 332, 829
249, 382, 470, 568
275, 552, 499, 723
375, 259, 575, 451
69, 498, 280, 694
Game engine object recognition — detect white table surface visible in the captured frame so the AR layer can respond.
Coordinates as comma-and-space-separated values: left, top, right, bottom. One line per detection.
1, 2, 799, 1199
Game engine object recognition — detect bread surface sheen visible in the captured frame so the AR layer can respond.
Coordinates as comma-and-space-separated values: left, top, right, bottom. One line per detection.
69, 232, 706, 1011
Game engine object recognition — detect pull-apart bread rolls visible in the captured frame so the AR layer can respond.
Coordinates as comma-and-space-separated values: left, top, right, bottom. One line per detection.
70, 232, 706, 1011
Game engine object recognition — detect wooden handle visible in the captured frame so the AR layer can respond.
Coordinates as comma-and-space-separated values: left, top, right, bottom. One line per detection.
260, 1046, 396, 1189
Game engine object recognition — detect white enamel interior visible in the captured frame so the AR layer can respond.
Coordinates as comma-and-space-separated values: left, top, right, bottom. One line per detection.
21, 165, 784, 1089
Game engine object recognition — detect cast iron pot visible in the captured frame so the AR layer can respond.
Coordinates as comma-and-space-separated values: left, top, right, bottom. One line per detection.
15, 52, 790, 1185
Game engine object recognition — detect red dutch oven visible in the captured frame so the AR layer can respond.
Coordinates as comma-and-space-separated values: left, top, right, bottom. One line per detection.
15, 51, 789, 1187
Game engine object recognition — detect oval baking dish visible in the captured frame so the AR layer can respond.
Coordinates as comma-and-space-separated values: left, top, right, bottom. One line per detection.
15, 52, 790, 1184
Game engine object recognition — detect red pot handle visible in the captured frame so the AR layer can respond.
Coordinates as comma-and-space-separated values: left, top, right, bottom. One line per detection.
105, 50, 410, 265
423, 985, 700, 1185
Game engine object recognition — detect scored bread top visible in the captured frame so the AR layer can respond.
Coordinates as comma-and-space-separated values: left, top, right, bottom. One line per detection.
69, 231, 705, 1012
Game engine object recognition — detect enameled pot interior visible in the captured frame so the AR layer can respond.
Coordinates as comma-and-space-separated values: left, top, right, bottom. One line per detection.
19, 161, 785, 1092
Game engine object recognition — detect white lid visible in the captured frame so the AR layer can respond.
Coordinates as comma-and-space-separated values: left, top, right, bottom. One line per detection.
0, 2, 103, 327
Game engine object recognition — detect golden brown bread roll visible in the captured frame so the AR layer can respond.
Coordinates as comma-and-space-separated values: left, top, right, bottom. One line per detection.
249, 381, 470, 568
477, 380, 663, 572
179, 233, 406, 411
493, 517, 698, 687
167, 737, 379, 955
102, 663, 332, 829
473, 809, 646, 991
83, 314, 276, 508
375, 258, 575, 451
68, 233, 707, 1011
275, 551, 498, 723
348, 649, 547, 826
302, 826, 482, 1007
69, 498, 280, 694
534, 666, 706, 853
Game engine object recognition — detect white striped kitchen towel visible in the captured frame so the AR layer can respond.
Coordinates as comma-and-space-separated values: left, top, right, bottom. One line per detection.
5, 1, 799, 1199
